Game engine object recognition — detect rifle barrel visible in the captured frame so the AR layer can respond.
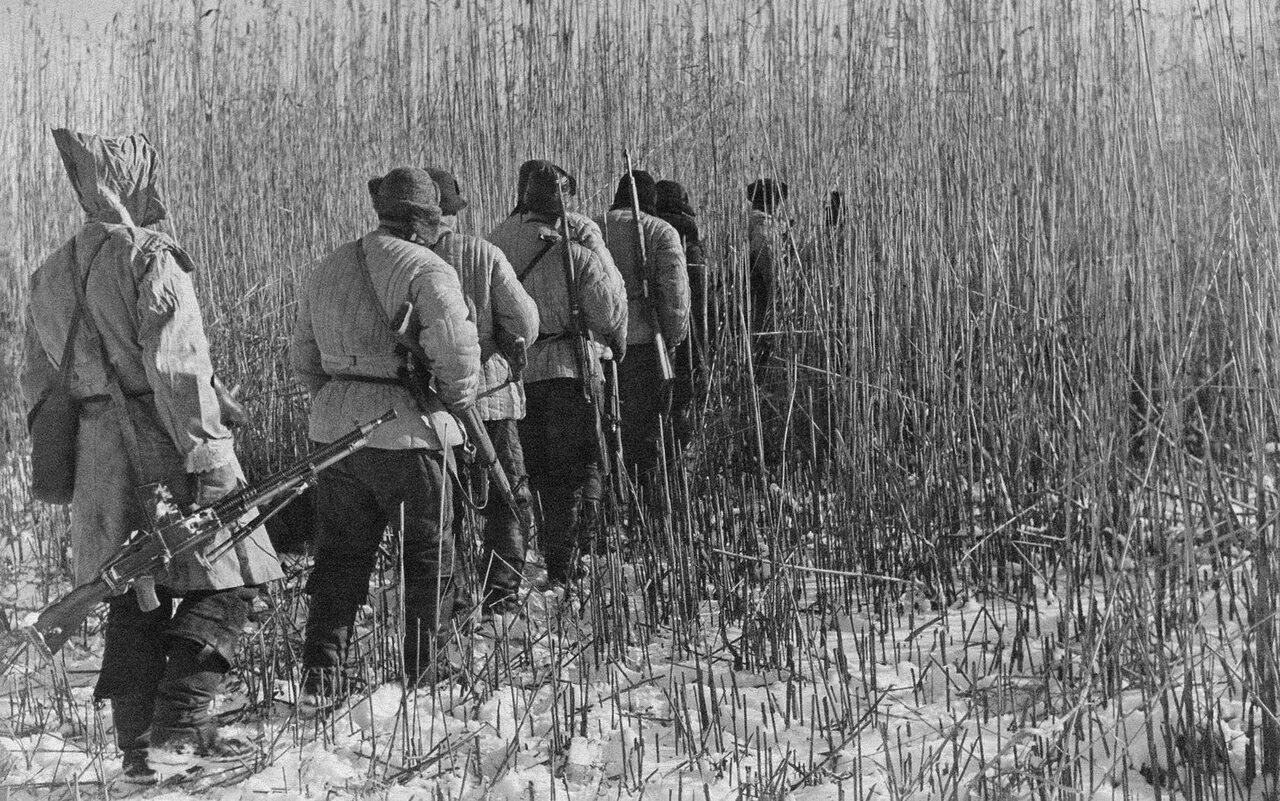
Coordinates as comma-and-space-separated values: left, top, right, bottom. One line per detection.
213, 409, 397, 520
621, 150, 674, 385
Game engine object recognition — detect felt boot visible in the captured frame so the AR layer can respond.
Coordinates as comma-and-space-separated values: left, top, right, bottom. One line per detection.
150, 639, 254, 761
111, 695, 157, 785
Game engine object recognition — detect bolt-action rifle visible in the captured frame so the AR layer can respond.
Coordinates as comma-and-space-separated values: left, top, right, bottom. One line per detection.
554, 193, 612, 483
0, 410, 398, 674
390, 302, 520, 515
551, 186, 636, 520
622, 149, 674, 407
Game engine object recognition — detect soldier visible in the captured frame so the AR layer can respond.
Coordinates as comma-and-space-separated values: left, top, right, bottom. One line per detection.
291, 167, 481, 705
746, 178, 788, 373
597, 171, 690, 485
21, 129, 282, 783
422, 166, 539, 616
488, 161, 628, 593
654, 180, 708, 448
496, 159, 617, 272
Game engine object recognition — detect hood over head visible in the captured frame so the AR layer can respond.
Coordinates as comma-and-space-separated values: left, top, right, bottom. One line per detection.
610, 170, 657, 215
53, 128, 168, 227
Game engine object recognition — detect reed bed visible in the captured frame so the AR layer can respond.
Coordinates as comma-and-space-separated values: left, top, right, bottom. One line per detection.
2, 0, 1279, 798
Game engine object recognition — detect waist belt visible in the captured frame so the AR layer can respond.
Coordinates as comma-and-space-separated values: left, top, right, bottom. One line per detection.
80, 390, 154, 408
535, 332, 571, 343
331, 374, 404, 386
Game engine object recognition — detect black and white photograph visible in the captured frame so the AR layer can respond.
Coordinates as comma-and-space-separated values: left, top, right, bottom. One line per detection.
1, 1, 1278, 798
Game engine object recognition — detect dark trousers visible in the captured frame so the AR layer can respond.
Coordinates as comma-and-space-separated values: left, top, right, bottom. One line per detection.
520, 379, 602, 585
302, 447, 452, 684
673, 265, 708, 446
96, 586, 255, 752
452, 418, 531, 611
750, 262, 774, 374
618, 343, 669, 484
672, 339, 701, 447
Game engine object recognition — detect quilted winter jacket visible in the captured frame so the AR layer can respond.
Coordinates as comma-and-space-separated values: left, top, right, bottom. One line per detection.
596, 209, 690, 347
489, 211, 617, 278
291, 229, 481, 449
428, 229, 538, 421
486, 215, 628, 385
748, 209, 785, 329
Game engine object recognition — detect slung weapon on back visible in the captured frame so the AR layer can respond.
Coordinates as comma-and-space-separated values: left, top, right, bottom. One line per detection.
622, 149, 675, 401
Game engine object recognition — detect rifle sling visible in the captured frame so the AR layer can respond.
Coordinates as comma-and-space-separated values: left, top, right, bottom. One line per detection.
352, 238, 398, 333
516, 238, 556, 283
351, 239, 472, 502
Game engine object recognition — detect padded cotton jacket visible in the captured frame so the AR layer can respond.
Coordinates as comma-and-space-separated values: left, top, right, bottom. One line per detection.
596, 209, 690, 347
428, 228, 538, 421
291, 229, 481, 449
487, 214, 628, 385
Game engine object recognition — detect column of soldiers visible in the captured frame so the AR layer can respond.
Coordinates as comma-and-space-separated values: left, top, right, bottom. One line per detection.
21, 130, 727, 785
287, 158, 698, 722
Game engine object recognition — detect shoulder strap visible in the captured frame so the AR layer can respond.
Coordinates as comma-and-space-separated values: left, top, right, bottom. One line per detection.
352, 237, 397, 333
517, 236, 557, 283
70, 238, 146, 479
55, 238, 87, 382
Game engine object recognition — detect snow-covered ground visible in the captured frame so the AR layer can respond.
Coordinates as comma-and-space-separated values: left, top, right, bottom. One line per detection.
0, 515, 1270, 801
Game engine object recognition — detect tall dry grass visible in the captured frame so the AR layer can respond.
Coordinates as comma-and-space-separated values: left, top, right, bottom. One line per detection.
2, 0, 1280, 797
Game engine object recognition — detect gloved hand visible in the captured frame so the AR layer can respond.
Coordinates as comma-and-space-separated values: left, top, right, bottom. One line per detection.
213, 376, 249, 428
495, 329, 528, 381
192, 463, 240, 510
134, 575, 161, 612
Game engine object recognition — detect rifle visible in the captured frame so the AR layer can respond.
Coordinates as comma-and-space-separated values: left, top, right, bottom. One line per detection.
390, 302, 520, 516
1, 410, 398, 672
622, 149, 675, 399
554, 186, 611, 480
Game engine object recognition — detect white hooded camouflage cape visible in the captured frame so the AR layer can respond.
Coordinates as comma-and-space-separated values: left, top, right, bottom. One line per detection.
21, 129, 282, 591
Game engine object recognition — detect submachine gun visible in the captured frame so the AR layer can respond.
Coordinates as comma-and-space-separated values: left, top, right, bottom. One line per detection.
0, 411, 398, 673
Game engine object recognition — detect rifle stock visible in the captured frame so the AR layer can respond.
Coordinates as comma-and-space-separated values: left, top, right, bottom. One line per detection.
390, 302, 521, 515
622, 149, 675, 387
553, 188, 611, 478
0, 411, 396, 672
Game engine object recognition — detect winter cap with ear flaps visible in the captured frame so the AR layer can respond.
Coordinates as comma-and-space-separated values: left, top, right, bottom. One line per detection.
367, 167, 443, 223
519, 160, 576, 217
514, 159, 576, 215
52, 128, 168, 228
610, 170, 657, 215
424, 166, 468, 216
656, 180, 695, 218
